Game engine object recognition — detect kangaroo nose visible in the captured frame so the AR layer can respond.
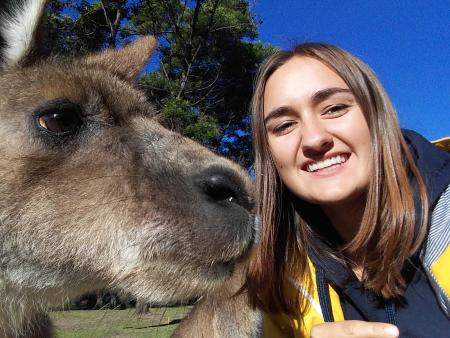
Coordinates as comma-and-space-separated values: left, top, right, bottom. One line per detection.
194, 165, 253, 211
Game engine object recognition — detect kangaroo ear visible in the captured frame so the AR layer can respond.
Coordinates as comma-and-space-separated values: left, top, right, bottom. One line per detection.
81, 36, 158, 82
0, 0, 48, 69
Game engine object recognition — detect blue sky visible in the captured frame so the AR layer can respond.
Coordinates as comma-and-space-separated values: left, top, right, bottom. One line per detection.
252, 0, 450, 141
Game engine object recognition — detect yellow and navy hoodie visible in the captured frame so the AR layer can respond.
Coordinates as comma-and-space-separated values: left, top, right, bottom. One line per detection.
263, 130, 450, 337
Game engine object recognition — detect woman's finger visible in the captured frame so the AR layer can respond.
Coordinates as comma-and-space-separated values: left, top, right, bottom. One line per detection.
310, 320, 399, 338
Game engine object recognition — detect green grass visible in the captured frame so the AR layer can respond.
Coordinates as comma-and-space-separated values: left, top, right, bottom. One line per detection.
50, 307, 191, 338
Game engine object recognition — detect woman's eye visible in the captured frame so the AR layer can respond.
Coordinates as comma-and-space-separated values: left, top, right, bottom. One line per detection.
324, 104, 349, 116
273, 121, 295, 135
37, 110, 83, 134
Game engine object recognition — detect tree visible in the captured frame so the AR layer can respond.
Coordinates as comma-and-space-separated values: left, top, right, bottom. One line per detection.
47, 0, 130, 54
46, 0, 275, 166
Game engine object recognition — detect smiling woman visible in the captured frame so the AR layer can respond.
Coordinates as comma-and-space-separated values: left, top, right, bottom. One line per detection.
246, 43, 450, 337
263, 57, 372, 225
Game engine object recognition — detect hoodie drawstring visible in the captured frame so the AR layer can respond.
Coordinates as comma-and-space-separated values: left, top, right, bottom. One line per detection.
384, 300, 397, 325
316, 267, 334, 322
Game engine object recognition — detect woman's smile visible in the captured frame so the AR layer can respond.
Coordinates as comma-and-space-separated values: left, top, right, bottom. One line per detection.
303, 153, 350, 174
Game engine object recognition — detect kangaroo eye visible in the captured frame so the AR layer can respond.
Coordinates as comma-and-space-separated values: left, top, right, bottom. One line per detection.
36, 102, 83, 135
38, 111, 82, 134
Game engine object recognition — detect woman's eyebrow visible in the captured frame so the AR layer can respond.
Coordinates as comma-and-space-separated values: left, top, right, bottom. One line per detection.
264, 106, 291, 124
311, 87, 352, 106
264, 88, 352, 124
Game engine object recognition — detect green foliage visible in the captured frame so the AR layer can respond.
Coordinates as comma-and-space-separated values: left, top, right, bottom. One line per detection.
47, 0, 275, 166
47, 0, 130, 54
160, 97, 220, 144
185, 114, 220, 144
161, 97, 197, 132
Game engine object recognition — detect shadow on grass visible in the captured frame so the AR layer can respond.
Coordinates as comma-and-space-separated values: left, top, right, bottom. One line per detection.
125, 318, 182, 329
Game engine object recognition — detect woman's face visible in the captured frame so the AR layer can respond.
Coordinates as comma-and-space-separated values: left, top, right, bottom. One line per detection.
263, 56, 372, 208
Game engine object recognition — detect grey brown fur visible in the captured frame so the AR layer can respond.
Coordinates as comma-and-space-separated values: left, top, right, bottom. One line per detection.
0, 0, 257, 336
173, 263, 262, 338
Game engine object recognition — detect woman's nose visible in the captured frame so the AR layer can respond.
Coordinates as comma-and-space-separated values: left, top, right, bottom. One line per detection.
300, 119, 333, 157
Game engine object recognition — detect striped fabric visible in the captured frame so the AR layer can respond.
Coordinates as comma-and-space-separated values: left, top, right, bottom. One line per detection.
422, 183, 450, 316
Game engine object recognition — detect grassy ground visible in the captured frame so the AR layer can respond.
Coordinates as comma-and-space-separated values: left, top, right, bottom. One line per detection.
50, 307, 191, 338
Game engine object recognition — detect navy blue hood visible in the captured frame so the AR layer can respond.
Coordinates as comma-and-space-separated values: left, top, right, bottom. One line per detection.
402, 129, 450, 208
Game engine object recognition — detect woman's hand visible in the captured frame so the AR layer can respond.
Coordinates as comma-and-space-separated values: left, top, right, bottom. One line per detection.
311, 320, 399, 338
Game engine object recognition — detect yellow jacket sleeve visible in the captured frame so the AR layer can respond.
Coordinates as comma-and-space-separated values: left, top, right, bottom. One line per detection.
262, 260, 344, 338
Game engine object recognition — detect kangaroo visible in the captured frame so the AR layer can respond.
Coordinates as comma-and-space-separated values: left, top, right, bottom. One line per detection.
0, 0, 257, 336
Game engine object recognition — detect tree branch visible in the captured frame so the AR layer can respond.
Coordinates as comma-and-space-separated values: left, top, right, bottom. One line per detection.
100, 0, 122, 48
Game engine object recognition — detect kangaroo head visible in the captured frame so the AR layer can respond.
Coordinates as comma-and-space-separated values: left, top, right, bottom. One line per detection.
0, 0, 255, 334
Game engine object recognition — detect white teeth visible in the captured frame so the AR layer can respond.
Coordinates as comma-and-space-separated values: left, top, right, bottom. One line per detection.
307, 155, 347, 172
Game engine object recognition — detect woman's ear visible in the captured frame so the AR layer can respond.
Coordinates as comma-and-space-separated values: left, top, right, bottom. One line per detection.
0, 0, 48, 69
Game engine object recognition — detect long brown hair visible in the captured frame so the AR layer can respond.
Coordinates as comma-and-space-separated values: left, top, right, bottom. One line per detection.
246, 43, 429, 316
